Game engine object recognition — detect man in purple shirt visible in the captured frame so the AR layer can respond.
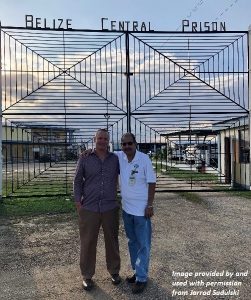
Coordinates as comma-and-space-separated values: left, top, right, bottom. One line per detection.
73, 129, 121, 291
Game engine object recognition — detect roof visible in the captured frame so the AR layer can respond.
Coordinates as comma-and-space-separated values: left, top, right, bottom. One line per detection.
160, 128, 219, 137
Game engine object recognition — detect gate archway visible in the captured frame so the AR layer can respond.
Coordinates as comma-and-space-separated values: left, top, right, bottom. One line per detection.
0, 26, 249, 197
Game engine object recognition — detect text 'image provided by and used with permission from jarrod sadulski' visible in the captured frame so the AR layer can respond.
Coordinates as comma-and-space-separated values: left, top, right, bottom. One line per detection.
171, 269, 249, 297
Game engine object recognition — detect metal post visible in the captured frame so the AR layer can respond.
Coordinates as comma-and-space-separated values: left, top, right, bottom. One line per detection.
0, 22, 2, 200
62, 30, 68, 195
217, 135, 221, 182
248, 25, 251, 190
125, 32, 131, 133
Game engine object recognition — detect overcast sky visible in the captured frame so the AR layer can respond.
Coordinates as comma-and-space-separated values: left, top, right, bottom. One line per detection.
0, 0, 250, 31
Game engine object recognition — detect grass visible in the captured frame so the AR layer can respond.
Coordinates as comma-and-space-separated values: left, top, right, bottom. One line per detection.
221, 189, 251, 199
177, 191, 206, 206
1, 189, 250, 219
154, 162, 218, 181
1, 160, 250, 218
2, 179, 73, 197
0, 196, 76, 218
0, 193, 124, 218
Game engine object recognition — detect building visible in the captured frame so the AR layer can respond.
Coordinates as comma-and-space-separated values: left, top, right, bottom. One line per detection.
2, 123, 78, 162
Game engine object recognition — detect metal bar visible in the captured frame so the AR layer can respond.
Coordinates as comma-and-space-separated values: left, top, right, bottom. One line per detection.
248, 25, 251, 190
63, 30, 68, 195
125, 32, 131, 132
0, 22, 2, 200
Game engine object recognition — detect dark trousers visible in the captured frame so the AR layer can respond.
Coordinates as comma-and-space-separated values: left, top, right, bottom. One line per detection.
79, 207, 120, 279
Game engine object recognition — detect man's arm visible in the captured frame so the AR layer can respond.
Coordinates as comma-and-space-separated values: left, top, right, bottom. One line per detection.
75, 202, 82, 214
147, 182, 156, 207
73, 157, 84, 214
145, 182, 156, 218
144, 155, 156, 218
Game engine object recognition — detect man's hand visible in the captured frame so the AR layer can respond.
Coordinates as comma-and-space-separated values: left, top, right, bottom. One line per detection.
144, 206, 154, 218
80, 149, 92, 157
75, 202, 82, 215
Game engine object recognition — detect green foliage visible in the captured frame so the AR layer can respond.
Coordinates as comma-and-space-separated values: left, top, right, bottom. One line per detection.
222, 190, 251, 199
177, 191, 206, 206
155, 163, 218, 182
0, 196, 76, 217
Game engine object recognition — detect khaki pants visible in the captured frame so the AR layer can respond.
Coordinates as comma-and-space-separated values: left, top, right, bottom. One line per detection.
79, 207, 120, 279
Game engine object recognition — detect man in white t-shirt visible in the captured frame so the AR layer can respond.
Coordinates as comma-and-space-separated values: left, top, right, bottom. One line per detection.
116, 133, 156, 294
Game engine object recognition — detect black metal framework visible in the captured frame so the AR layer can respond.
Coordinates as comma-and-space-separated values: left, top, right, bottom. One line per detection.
0, 26, 249, 197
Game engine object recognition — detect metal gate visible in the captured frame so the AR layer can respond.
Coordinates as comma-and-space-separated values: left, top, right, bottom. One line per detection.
0, 26, 249, 197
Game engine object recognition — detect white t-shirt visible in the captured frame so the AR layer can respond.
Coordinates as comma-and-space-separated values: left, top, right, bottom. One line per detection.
115, 150, 156, 216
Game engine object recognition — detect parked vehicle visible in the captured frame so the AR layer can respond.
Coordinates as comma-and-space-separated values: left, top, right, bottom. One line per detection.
170, 148, 184, 161
184, 145, 197, 164
184, 143, 218, 168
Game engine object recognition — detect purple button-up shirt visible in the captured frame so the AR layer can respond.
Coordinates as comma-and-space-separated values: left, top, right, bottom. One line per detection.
73, 151, 119, 213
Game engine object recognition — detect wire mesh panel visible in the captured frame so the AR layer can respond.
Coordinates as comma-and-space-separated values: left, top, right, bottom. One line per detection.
130, 31, 249, 191
0, 27, 249, 197
1, 28, 127, 197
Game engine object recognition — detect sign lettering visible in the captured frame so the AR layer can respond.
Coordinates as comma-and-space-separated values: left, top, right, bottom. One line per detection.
101, 17, 154, 32
182, 20, 226, 32
25, 15, 72, 30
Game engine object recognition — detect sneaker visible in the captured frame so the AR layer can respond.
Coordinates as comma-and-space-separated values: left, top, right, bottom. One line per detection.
82, 278, 94, 291
126, 274, 136, 284
111, 274, 121, 285
132, 281, 147, 294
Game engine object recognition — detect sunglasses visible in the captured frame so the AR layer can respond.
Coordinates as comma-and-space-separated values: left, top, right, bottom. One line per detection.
121, 141, 134, 146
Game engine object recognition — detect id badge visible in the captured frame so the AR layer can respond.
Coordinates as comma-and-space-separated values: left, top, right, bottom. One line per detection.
129, 176, 136, 186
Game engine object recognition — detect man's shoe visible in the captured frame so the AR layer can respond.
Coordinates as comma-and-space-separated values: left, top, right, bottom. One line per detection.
132, 281, 147, 294
126, 274, 136, 284
82, 278, 94, 291
111, 274, 121, 285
